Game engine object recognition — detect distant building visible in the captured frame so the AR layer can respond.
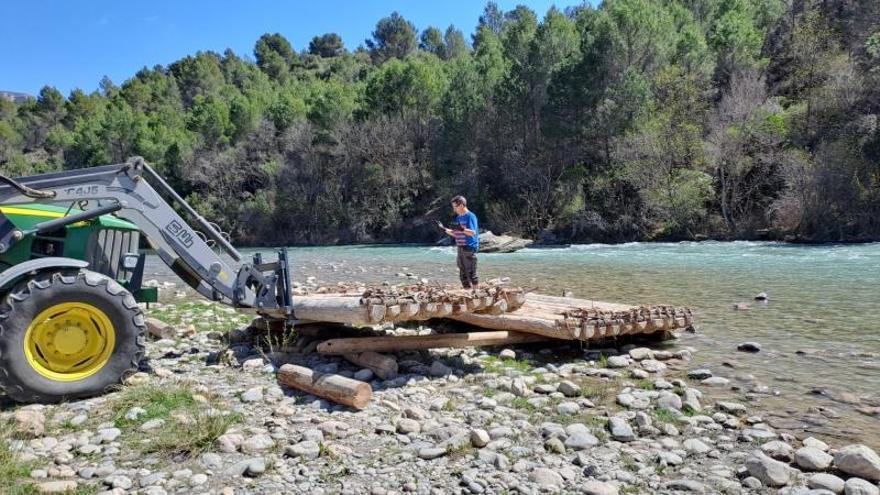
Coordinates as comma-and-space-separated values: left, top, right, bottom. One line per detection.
0, 91, 33, 104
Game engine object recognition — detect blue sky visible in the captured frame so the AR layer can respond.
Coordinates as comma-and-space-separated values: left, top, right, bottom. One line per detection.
2, 0, 586, 97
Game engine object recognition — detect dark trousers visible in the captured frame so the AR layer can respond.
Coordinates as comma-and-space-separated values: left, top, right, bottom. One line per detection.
456, 246, 479, 288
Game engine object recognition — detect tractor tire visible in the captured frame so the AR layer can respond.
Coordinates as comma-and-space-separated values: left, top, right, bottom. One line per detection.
0, 270, 145, 403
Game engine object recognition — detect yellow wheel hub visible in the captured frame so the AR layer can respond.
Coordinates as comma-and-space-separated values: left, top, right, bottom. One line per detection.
24, 302, 115, 382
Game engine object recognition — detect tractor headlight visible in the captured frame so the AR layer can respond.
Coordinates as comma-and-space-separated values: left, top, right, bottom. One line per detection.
122, 253, 140, 270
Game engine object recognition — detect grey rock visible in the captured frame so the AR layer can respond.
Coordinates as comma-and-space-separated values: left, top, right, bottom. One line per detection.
429, 360, 452, 377
240, 386, 263, 403
190, 474, 208, 486
556, 402, 580, 415
565, 432, 599, 450
396, 418, 421, 434
499, 349, 516, 360
683, 438, 711, 455
608, 417, 635, 442
844, 478, 879, 495
200, 452, 223, 470
286, 440, 321, 459
558, 381, 580, 397
529, 468, 563, 488
418, 447, 447, 460
663, 479, 706, 493
582, 480, 618, 495
470, 429, 490, 448
241, 434, 275, 454
761, 440, 794, 462
835, 445, 880, 481
742, 476, 763, 489
717, 401, 748, 416
97, 428, 122, 444
688, 369, 713, 380
607, 356, 629, 368
109, 475, 133, 490
140, 418, 165, 431
795, 446, 834, 471
629, 348, 652, 361
701, 376, 730, 387
658, 451, 684, 465
737, 342, 761, 352
354, 369, 374, 382
804, 437, 831, 452
808, 473, 845, 494
641, 359, 666, 373
745, 451, 791, 487
682, 389, 702, 412
657, 391, 682, 410
215, 433, 243, 453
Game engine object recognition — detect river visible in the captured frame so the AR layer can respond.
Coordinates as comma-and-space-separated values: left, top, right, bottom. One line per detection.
145, 241, 880, 446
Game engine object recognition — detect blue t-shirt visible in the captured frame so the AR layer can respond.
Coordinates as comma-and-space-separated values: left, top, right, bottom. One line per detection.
455, 211, 479, 250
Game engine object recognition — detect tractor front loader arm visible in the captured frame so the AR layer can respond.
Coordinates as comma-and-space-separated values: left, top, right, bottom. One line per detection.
0, 157, 292, 317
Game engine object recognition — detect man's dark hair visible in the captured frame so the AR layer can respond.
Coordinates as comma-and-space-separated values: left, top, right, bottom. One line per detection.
451, 195, 467, 206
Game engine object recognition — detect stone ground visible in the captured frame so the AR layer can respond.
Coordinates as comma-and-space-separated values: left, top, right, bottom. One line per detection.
2, 300, 879, 495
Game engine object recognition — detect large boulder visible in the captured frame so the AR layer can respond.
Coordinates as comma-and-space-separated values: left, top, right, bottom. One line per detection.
835, 445, 880, 481
478, 231, 533, 253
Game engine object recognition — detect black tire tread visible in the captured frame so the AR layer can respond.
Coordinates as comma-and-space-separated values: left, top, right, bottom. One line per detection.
0, 269, 146, 403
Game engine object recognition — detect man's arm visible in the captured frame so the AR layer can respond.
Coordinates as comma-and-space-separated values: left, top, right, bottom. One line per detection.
461, 214, 477, 237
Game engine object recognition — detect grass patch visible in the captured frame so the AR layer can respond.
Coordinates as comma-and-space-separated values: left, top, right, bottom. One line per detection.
597, 354, 609, 368
635, 379, 655, 390
481, 355, 532, 374
0, 420, 37, 495
653, 407, 678, 424
509, 397, 537, 412
109, 384, 240, 457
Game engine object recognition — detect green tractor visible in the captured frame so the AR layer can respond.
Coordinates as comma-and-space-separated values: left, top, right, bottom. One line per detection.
0, 203, 156, 403
0, 158, 291, 403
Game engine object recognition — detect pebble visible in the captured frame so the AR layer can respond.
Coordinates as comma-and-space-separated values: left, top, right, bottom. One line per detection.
557, 380, 580, 397
396, 418, 421, 434
286, 440, 321, 459
499, 349, 516, 360
737, 342, 761, 352
470, 429, 490, 448
418, 447, 446, 460
240, 387, 264, 402
565, 432, 599, 450
701, 377, 730, 387
556, 401, 580, 415
688, 369, 713, 380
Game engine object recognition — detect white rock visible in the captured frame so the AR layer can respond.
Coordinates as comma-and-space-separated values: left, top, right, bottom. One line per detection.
745, 451, 791, 487
529, 468, 563, 488
795, 446, 834, 471
607, 356, 629, 368
499, 349, 516, 360
844, 478, 880, 495
628, 348, 652, 360
582, 480, 619, 495
808, 473, 845, 494
835, 445, 880, 481
804, 437, 830, 452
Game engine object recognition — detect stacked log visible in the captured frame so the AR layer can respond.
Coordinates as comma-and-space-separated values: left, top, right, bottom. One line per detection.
449, 293, 693, 342
290, 285, 526, 325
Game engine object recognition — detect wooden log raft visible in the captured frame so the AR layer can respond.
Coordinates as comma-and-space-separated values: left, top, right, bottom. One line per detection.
290, 285, 526, 325
318, 330, 548, 355
448, 293, 693, 342
277, 364, 372, 409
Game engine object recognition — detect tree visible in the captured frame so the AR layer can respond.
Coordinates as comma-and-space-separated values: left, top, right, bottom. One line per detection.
420, 27, 445, 56
254, 33, 296, 82
479, 2, 506, 35
309, 33, 345, 57
366, 12, 417, 63
443, 26, 469, 59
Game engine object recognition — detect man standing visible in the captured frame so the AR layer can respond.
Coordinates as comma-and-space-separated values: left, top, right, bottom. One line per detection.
444, 195, 480, 289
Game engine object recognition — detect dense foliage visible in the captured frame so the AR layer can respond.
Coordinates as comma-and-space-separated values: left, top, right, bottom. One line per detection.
2, 0, 878, 244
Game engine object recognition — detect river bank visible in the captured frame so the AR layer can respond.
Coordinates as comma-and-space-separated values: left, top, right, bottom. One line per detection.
3, 299, 879, 494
